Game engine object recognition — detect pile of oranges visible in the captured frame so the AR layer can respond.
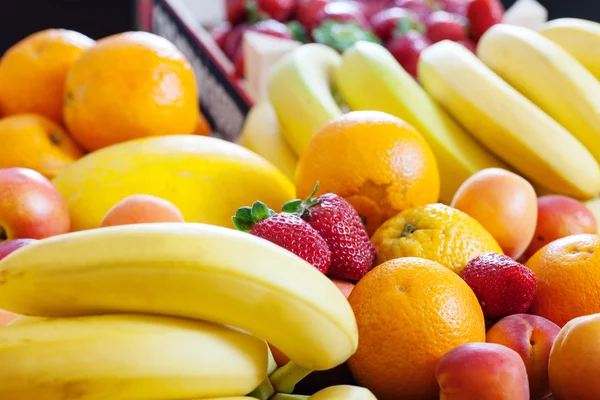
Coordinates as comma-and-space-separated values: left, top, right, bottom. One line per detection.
0, 29, 210, 179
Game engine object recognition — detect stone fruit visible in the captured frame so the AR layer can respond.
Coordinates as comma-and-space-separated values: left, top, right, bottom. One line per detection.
524, 194, 597, 260
487, 314, 561, 399
295, 111, 440, 236
52, 135, 294, 231
526, 233, 600, 327
100, 194, 185, 227
0, 168, 69, 241
371, 203, 502, 275
461, 253, 537, 320
451, 168, 538, 260
436, 342, 529, 400
348, 257, 485, 400
0, 239, 38, 260
331, 279, 355, 298
549, 313, 600, 399
0, 309, 18, 327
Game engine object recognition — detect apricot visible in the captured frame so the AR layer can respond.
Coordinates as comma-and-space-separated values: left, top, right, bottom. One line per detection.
524, 195, 597, 259
0, 309, 18, 326
487, 314, 561, 399
100, 194, 185, 227
451, 168, 537, 259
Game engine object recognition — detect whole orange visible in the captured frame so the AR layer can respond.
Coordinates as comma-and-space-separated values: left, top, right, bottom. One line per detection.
348, 257, 486, 400
526, 233, 600, 327
295, 111, 440, 235
0, 114, 83, 179
371, 203, 503, 275
549, 313, 600, 399
0, 29, 94, 123
63, 31, 199, 152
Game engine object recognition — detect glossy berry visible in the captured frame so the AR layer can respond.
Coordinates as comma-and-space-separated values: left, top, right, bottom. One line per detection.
387, 30, 431, 78
296, 0, 330, 32
233, 201, 332, 273
256, 0, 297, 21
210, 22, 232, 50
425, 11, 468, 43
461, 253, 537, 320
467, 0, 505, 41
223, 23, 251, 59
370, 7, 420, 42
283, 183, 376, 281
227, 0, 251, 24
457, 38, 477, 53
314, 1, 370, 30
392, 0, 433, 21
438, 0, 469, 16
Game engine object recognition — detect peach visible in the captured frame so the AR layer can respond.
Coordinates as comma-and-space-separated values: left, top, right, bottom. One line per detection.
436, 342, 529, 400
100, 194, 185, 227
0, 309, 18, 326
451, 168, 537, 259
0, 167, 70, 241
523, 195, 597, 260
331, 279, 355, 299
486, 313, 561, 399
0, 238, 38, 260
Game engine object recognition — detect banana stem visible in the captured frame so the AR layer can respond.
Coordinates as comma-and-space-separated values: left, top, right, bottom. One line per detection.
271, 394, 310, 400
249, 377, 276, 400
267, 347, 279, 375
269, 361, 313, 394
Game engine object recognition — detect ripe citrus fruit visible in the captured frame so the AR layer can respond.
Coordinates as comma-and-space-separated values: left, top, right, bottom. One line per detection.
63, 31, 199, 152
295, 111, 440, 236
348, 257, 486, 400
371, 203, 503, 275
549, 313, 600, 399
0, 29, 95, 123
525, 233, 600, 327
0, 114, 83, 179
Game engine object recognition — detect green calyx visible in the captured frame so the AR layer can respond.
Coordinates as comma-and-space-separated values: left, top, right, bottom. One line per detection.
232, 201, 276, 232
313, 21, 381, 53
393, 16, 425, 38
286, 20, 308, 43
245, 1, 269, 24
282, 182, 322, 218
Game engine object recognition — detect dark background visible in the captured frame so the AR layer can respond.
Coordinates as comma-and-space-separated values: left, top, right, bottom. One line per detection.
0, 0, 599, 55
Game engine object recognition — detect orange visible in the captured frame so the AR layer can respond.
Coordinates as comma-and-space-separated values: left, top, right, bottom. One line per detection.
371, 203, 503, 275
194, 110, 212, 136
0, 29, 95, 123
525, 233, 600, 327
348, 257, 486, 400
548, 313, 600, 399
295, 111, 440, 235
0, 114, 84, 179
63, 31, 199, 152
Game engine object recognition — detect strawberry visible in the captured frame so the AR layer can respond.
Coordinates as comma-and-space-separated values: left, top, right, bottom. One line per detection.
227, 0, 251, 24
457, 38, 477, 53
467, 0, 504, 41
314, 1, 370, 31
283, 183, 376, 281
392, 0, 434, 21
233, 201, 332, 273
387, 29, 431, 78
461, 253, 537, 321
223, 23, 251, 59
209, 22, 232, 51
256, 0, 297, 21
438, 0, 469, 16
296, 0, 331, 33
425, 10, 467, 43
370, 7, 421, 42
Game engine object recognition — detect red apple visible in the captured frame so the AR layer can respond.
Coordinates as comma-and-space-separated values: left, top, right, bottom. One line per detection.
487, 314, 561, 400
0, 167, 70, 241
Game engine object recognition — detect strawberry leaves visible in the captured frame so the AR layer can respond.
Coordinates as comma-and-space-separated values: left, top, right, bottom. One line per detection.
232, 201, 276, 232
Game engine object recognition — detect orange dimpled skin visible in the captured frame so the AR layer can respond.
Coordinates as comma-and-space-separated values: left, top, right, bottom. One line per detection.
63, 31, 199, 152
347, 257, 486, 400
0, 29, 95, 123
526, 234, 600, 327
295, 111, 440, 236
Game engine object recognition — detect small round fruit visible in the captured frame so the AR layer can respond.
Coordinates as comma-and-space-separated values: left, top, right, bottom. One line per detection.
0, 239, 38, 260
348, 257, 486, 400
295, 111, 440, 236
100, 194, 185, 228
549, 313, 600, 399
424, 10, 468, 43
386, 30, 431, 78
451, 168, 538, 260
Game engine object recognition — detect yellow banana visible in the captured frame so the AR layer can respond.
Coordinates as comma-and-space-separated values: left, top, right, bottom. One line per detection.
272, 385, 377, 400
334, 41, 507, 204
268, 43, 343, 156
539, 18, 600, 80
0, 223, 358, 373
478, 24, 600, 164
0, 314, 268, 400
418, 40, 600, 200
237, 100, 298, 182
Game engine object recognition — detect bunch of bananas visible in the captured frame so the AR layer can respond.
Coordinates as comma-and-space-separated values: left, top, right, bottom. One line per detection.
0, 223, 370, 400
243, 18, 600, 203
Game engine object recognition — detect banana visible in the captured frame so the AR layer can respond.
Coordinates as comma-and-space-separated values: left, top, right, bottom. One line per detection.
418, 40, 600, 200
268, 43, 343, 156
0, 222, 358, 372
478, 24, 600, 165
272, 385, 377, 400
539, 18, 600, 80
0, 314, 268, 400
237, 100, 298, 182
334, 41, 508, 204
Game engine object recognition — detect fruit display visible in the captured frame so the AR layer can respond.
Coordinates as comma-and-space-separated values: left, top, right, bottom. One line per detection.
3, 1, 600, 398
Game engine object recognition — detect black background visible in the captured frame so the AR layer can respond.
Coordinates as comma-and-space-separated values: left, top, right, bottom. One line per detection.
0, 0, 598, 55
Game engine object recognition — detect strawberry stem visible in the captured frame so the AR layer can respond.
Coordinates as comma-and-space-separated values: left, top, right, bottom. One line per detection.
282, 182, 322, 217
232, 201, 276, 232
269, 361, 313, 394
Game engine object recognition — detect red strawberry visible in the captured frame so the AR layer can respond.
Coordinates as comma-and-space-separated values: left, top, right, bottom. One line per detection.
296, 0, 331, 32
355, 0, 390, 20
370, 7, 421, 42
256, 0, 297, 21
227, 0, 251, 24
233, 201, 332, 273
387, 30, 431, 78
223, 23, 251, 59
314, 1, 370, 30
457, 38, 477, 53
283, 183, 376, 281
438, 0, 469, 16
425, 10, 467, 43
467, 0, 504, 41
392, 0, 433, 21
233, 50, 245, 79
461, 253, 537, 321
210, 22, 232, 51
